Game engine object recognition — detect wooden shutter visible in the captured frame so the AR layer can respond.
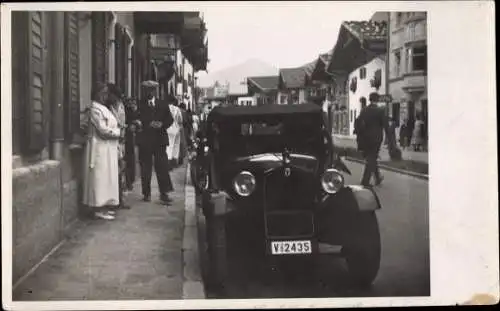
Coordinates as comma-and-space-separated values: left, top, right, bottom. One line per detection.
26, 11, 47, 153
64, 12, 80, 139
91, 12, 109, 85
114, 24, 128, 94
11, 12, 27, 154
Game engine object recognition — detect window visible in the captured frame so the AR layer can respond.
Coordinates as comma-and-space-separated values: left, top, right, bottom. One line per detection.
405, 47, 411, 73
396, 13, 403, 26
406, 45, 427, 72
350, 109, 353, 122
407, 22, 416, 41
412, 46, 427, 71
280, 95, 287, 104
394, 50, 401, 77
359, 67, 367, 79
12, 11, 48, 154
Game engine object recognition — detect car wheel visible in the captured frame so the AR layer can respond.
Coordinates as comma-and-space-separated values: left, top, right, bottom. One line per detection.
205, 214, 228, 291
343, 211, 381, 288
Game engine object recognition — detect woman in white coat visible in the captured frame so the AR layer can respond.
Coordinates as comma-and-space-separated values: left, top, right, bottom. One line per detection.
166, 100, 183, 167
82, 83, 121, 220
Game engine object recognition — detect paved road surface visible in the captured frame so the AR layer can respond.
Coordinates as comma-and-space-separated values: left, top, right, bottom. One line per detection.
201, 160, 430, 298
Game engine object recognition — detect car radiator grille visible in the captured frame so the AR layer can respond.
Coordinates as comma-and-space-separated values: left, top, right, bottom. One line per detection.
263, 167, 316, 238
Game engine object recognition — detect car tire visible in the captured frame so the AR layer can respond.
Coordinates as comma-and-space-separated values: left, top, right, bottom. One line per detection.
205, 214, 228, 291
343, 211, 381, 288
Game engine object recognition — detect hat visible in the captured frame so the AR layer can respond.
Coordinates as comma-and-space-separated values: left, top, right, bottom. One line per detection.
141, 80, 159, 88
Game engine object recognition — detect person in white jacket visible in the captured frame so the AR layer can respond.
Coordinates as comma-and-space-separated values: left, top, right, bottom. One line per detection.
166, 100, 183, 168
82, 83, 121, 220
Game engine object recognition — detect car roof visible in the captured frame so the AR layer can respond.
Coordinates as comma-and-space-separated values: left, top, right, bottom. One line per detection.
206, 103, 323, 123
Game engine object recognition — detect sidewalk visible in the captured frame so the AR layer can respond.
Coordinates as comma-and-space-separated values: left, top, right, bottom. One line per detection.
333, 134, 429, 164
13, 164, 189, 301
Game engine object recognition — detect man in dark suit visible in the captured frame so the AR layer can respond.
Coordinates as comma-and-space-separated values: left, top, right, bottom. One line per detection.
135, 80, 175, 204
356, 92, 390, 187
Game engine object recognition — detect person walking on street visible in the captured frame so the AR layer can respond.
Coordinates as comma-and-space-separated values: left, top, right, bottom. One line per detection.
108, 84, 131, 210
82, 83, 121, 220
356, 92, 391, 187
135, 80, 175, 204
412, 113, 425, 152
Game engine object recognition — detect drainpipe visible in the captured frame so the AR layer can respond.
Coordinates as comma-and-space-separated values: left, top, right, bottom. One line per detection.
49, 12, 65, 161
385, 13, 391, 118
108, 12, 117, 83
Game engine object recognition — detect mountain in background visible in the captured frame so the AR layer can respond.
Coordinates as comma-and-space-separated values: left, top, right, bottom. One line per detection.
197, 58, 278, 89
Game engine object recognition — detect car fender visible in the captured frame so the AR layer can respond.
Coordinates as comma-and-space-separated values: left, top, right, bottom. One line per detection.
319, 185, 382, 214
346, 185, 382, 212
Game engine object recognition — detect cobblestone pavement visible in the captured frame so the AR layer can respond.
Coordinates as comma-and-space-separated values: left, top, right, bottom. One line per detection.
13, 164, 188, 301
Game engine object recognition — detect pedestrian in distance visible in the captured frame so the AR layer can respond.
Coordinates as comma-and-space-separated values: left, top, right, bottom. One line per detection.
135, 80, 175, 204
107, 83, 131, 210
354, 97, 367, 152
399, 119, 408, 149
166, 98, 183, 168
82, 82, 121, 220
411, 113, 425, 152
355, 92, 392, 187
124, 97, 139, 191
178, 102, 190, 165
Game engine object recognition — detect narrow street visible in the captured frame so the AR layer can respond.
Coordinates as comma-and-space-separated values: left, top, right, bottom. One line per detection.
201, 160, 430, 298
13, 165, 188, 301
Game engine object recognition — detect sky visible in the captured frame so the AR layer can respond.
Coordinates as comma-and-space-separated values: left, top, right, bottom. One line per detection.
196, 2, 376, 76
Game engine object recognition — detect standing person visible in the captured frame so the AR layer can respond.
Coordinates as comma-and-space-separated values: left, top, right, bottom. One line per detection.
354, 97, 367, 152
399, 119, 408, 149
108, 84, 131, 210
82, 83, 121, 220
178, 102, 189, 165
135, 80, 174, 204
356, 92, 391, 187
124, 97, 138, 191
167, 99, 183, 168
412, 113, 425, 151
406, 115, 415, 149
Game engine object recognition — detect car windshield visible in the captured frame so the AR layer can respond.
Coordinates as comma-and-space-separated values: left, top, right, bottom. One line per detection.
214, 117, 325, 157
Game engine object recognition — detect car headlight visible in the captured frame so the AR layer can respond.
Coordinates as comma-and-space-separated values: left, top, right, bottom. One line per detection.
233, 171, 256, 197
321, 169, 344, 194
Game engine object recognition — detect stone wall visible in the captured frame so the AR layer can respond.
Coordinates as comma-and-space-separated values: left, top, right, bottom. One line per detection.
12, 147, 84, 284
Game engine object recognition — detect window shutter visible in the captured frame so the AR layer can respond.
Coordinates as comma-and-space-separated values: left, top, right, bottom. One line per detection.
64, 12, 80, 139
26, 11, 47, 153
92, 12, 109, 85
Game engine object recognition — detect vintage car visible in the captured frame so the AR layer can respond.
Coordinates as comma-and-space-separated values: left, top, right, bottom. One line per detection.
192, 103, 382, 290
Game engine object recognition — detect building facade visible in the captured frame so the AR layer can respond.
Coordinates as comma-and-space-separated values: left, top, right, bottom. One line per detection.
326, 18, 388, 136
347, 55, 386, 136
387, 11, 427, 130
11, 10, 208, 285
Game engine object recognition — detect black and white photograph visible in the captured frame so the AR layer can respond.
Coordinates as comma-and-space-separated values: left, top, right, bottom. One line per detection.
1, 1, 498, 309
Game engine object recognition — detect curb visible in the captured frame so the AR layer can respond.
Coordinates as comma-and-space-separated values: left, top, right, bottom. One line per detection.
344, 156, 429, 180
182, 163, 207, 299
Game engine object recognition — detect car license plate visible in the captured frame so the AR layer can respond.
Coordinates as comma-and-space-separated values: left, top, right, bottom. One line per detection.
271, 240, 312, 255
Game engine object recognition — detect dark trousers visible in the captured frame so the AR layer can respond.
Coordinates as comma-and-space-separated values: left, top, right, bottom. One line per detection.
119, 159, 125, 205
361, 148, 382, 185
124, 138, 136, 189
139, 143, 173, 196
